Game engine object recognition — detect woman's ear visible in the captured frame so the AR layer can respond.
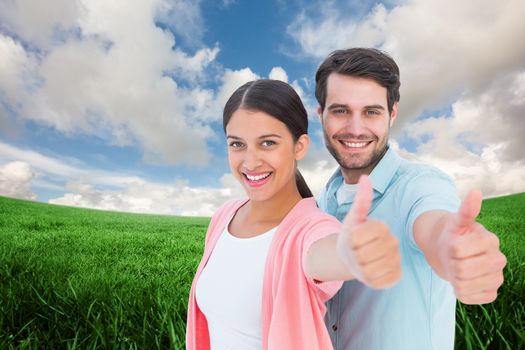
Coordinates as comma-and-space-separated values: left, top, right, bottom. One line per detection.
295, 134, 310, 161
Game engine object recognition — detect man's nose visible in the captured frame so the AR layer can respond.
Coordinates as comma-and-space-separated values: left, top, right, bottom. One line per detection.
344, 115, 366, 135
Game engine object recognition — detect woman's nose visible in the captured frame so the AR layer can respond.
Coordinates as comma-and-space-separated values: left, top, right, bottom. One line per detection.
242, 149, 263, 170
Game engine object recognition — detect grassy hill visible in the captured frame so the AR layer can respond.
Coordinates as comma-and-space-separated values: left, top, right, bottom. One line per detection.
0, 193, 524, 349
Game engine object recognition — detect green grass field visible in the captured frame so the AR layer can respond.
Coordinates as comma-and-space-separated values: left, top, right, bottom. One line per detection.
0, 193, 524, 349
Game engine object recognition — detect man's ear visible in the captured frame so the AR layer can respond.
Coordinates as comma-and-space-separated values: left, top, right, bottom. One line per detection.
317, 105, 323, 122
295, 134, 310, 161
389, 102, 398, 127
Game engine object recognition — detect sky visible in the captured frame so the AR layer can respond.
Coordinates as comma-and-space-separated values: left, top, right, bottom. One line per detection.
0, 0, 524, 216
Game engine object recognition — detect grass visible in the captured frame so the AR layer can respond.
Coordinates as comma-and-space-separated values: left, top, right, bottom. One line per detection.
455, 192, 525, 350
0, 197, 209, 349
0, 193, 524, 349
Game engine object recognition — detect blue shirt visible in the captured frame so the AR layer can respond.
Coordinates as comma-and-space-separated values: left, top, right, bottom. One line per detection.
318, 147, 460, 350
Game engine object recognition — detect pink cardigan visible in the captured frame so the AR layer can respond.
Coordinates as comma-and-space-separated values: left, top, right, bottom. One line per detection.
186, 197, 343, 350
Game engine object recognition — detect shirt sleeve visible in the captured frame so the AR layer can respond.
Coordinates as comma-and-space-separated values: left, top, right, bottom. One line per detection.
401, 168, 461, 252
301, 212, 344, 300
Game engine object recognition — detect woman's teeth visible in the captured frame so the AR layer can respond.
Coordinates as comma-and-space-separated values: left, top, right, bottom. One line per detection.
246, 173, 271, 181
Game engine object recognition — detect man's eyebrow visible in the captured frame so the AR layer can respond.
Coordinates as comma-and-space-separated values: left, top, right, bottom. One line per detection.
365, 104, 385, 110
327, 103, 349, 110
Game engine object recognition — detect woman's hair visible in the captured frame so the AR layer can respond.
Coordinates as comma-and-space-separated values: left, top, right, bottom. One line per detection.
223, 79, 313, 198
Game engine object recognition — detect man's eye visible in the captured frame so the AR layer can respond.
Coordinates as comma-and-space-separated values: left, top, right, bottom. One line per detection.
261, 140, 276, 147
229, 141, 244, 148
366, 109, 380, 116
333, 108, 347, 114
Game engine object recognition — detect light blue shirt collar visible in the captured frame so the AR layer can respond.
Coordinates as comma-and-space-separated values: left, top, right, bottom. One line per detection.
368, 147, 401, 195
326, 146, 401, 199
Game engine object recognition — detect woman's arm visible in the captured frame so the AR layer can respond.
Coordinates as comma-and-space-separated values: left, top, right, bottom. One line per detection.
304, 176, 402, 289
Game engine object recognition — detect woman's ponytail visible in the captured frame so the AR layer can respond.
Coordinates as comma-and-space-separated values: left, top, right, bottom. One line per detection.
295, 169, 313, 198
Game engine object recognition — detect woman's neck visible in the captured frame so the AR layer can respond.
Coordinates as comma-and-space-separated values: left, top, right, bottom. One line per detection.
231, 181, 304, 238
246, 186, 303, 223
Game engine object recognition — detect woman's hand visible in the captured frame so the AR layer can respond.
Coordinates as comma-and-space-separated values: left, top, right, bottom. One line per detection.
337, 175, 402, 289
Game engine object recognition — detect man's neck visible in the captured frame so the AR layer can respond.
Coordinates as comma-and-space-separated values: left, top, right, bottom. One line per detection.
341, 169, 371, 185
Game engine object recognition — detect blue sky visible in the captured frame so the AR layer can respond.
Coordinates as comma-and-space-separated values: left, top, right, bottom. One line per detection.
1, 0, 524, 216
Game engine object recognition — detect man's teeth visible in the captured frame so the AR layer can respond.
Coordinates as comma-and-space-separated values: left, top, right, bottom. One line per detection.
343, 141, 369, 148
246, 173, 271, 181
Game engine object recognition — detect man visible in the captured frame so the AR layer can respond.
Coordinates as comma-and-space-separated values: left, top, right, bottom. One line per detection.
315, 48, 507, 350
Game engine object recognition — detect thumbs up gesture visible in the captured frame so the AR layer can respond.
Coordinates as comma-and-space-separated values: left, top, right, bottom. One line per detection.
438, 190, 507, 304
336, 175, 402, 289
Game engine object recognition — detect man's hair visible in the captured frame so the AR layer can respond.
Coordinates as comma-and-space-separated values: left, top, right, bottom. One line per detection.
315, 48, 401, 113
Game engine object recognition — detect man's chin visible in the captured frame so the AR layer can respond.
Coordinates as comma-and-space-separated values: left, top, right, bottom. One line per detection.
340, 162, 372, 171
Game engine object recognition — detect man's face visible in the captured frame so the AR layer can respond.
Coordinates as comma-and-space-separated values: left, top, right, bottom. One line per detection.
319, 73, 397, 181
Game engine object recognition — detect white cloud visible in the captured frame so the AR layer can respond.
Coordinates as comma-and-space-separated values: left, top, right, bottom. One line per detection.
196, 67, 260, 122
0, 0, 222, 166
0, 141, 83, 177
269, 66, 289, 82
0, 161, 37, 200
0, 141, 145, 191
49, 172, 246, 216
287, 0, 525, 126
396, 70, 525, 197
156, 0, 206, 47
287, 3, 387, 60
0, 141, 245, 216
0, 0, 80, 48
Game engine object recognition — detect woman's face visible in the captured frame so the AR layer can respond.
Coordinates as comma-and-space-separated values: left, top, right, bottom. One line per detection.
225, 108, 309, 202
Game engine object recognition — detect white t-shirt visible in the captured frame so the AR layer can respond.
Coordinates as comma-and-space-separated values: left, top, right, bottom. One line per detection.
195, 224, 277, 350
336, 181, 358, 205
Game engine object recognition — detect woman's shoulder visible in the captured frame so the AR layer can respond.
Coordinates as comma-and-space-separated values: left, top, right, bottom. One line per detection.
287, 197, 340, 226
215, 198, 246, 213
210, 198, 247, 222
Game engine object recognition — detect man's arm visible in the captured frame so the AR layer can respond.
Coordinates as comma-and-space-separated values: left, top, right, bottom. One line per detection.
413, 190, 507, 304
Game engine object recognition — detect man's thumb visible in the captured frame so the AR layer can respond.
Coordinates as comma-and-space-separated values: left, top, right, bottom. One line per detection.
454, 189, 482, 234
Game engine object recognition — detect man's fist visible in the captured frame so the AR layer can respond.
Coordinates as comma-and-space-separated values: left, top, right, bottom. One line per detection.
439, 189, 507, 304
336, 175, 401, 289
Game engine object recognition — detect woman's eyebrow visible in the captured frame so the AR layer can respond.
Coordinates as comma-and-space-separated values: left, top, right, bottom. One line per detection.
258, 134, 282, 139
226, 133, 282, 140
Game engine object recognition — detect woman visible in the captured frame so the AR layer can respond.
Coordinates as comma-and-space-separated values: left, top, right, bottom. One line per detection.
186, 79, 400, 350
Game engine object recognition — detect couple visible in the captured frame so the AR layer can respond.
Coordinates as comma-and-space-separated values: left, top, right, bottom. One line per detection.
186, 48, 507, 350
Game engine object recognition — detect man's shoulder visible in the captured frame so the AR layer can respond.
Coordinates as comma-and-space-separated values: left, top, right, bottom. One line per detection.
395, 157, 454, 183
382, 156, 458, 205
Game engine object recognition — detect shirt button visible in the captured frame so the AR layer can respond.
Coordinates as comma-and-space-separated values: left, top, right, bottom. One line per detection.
332, 324, 337, 331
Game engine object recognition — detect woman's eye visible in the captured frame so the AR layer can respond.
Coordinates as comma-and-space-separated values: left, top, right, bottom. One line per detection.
229, 141, 244, 148
261, 140, 276, 147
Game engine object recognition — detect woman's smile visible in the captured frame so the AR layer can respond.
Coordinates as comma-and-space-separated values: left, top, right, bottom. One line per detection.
242, 171, 273, 187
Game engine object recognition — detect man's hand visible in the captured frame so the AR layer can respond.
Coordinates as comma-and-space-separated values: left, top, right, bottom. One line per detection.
336, 175, 401, 289
438, 190, 507, 304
